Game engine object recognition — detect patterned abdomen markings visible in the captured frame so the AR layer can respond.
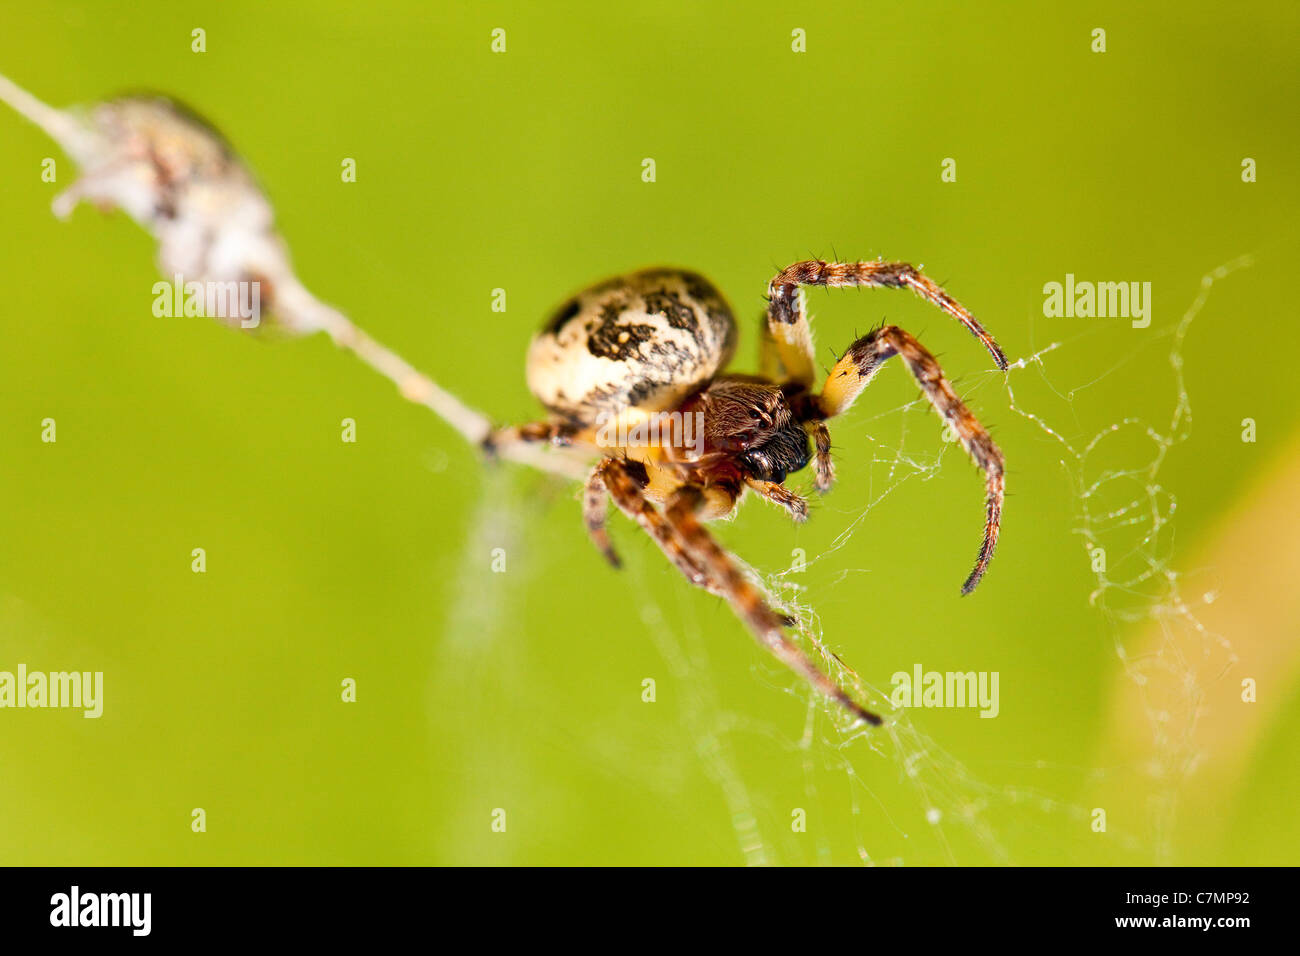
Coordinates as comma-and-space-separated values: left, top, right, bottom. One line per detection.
526, 268, 737, 424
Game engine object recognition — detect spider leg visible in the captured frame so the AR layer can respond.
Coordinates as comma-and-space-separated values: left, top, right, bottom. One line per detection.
583, 461, 622, 568
485, 420, 576, 448
756, 310, 786, 381
765, 259, 1009, 385
820, 325, 1005, 594
664, 484, 882, 725
479, 420, 592, 481
808, 420, 834, 493
591, 457, 723, 595
744, 478, 809, 522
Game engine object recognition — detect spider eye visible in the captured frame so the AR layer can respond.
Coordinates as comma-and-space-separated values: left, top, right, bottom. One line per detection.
739, 451, 784, 483
739, 425, 811, 484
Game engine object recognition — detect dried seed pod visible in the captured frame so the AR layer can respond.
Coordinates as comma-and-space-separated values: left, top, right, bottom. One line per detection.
3, 76, 334, 337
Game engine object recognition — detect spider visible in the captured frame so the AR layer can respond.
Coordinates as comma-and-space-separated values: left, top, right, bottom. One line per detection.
487, 262, 1008, 726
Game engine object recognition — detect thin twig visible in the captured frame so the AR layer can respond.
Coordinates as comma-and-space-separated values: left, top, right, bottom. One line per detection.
0, 72, 100, 163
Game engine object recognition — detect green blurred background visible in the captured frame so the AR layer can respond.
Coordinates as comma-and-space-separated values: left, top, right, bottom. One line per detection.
1, 1, 1297, 865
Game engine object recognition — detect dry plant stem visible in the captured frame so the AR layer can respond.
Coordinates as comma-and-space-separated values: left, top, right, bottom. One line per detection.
273, 280, 489, 442
0, 73, 100, 162
320, 311, 591, 480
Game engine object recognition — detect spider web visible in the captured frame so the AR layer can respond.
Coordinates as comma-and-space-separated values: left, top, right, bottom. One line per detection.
440, 257, 1249, 865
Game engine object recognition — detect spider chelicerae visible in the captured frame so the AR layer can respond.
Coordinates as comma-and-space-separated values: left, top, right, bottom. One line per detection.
488, 262, 1009, 725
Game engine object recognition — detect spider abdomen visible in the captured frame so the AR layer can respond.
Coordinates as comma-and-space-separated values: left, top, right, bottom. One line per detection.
526, 268, 737, 425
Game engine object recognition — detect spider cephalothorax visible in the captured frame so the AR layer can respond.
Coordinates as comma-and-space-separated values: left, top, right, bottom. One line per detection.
499, 259, 1010, 725
676, 380, 812, 484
